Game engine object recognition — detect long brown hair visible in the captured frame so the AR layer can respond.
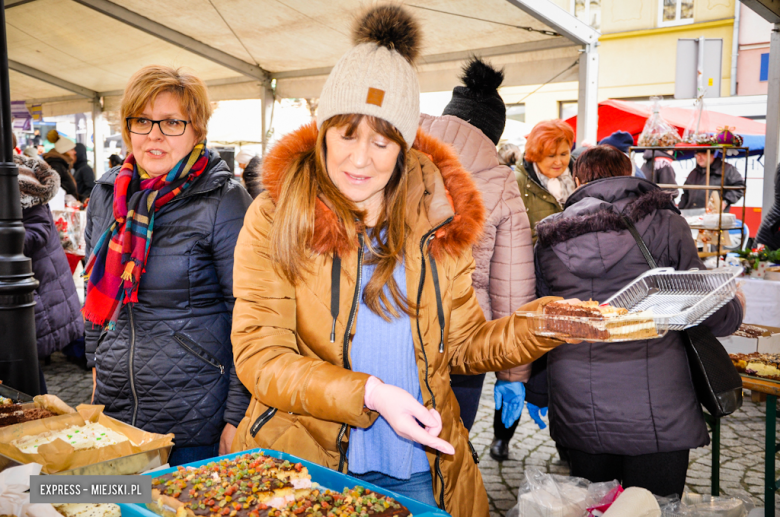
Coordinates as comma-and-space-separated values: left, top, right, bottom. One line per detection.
270, 114, 414, 320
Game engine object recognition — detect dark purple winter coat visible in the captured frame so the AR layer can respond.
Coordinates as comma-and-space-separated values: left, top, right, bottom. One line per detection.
534, 176, 742, 456
17, 154, 84, 357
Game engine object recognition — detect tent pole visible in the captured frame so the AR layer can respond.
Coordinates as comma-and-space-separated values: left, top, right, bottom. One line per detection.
0, 0, 41, 395
92, 96, 103, 178
261, 83, 274, 156
577, 42, 599, 145
757, 23, 780, 245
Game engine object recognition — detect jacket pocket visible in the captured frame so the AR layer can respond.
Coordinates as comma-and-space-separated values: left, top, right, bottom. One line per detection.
172, 332, 225, 374
250, 407, 278, 437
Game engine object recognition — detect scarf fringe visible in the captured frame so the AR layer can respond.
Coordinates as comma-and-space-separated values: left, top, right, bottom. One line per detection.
121, 261, 135, 281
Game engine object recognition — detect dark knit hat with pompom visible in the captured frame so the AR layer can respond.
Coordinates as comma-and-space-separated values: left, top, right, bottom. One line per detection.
443, 58, 506, 145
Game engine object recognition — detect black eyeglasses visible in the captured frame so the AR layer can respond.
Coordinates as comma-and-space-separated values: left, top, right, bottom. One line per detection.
126, 117, 190, 136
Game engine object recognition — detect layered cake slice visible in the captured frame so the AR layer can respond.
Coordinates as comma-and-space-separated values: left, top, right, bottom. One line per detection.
542, 300, 657, 341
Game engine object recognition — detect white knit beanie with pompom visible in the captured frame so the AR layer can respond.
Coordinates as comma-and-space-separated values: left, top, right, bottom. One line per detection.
317, 4, 421, 149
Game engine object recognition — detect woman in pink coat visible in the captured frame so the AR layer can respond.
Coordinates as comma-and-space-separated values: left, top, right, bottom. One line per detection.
419, 58, 537, 461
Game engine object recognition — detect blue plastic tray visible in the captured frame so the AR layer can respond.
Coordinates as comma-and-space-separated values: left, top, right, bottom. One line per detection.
119, 448, 449, 517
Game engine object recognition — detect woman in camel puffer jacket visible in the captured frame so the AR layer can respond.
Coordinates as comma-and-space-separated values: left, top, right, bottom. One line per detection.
419, 113, 534, 428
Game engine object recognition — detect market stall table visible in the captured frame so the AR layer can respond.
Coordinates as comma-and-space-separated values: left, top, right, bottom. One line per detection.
739, 376, 779, 517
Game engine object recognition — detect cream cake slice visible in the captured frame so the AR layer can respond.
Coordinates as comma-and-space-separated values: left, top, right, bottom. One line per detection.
11, 421, 131, 454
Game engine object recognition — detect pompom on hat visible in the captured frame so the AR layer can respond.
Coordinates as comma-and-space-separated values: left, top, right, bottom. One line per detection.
443, 57, 506, 145
317, 4, 421, 149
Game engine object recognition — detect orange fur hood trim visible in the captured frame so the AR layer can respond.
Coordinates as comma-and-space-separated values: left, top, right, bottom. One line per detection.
261, 121, 485, 259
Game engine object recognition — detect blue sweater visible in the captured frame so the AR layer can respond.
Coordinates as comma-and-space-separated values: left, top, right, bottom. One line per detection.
347, 260, 430, 479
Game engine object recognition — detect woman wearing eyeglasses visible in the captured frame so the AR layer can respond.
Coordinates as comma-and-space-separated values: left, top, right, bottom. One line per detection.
83, 65, 252, 466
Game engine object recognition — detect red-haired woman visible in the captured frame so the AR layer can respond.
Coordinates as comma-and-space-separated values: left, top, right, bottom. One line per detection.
515, 119, 575, 241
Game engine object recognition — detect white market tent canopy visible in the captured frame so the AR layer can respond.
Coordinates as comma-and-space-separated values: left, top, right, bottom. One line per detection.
4, 0, 600, 150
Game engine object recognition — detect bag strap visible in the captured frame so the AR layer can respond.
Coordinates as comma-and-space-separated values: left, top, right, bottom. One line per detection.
621, 215, 658, 269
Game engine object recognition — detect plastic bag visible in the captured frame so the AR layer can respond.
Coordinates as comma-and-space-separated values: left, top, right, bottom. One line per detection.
512, 468, 620, 517
659, 487, 754, 516
683, 97, 715, 145
639, 97, 682, 147
587, 485, 623, 516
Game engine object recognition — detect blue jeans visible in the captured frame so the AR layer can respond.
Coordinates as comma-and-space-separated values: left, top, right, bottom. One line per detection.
348, 470, 437, 506
167, 442, 219, 467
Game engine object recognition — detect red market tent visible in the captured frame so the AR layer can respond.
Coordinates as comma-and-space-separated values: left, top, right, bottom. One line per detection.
564, 99, 767, 144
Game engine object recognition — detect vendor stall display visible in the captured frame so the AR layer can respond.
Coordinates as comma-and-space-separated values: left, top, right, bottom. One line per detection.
630, 144, 749, 265
123, 449, 448, 517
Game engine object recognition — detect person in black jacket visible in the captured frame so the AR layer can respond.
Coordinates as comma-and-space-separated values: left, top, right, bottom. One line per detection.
43, 135, 79, 200
108, 154, 123, 169
72, 143, 95, 202
679, 150, 744, 211
534, 146, 744, 497
17, 154, 84, 392
84, 65, 252, 466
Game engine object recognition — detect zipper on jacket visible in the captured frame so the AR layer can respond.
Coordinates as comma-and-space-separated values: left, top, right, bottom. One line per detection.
468, 439, 480, 464
173, 332, 225, 374
337, 233, 365, 473
250, 407, 278, 437
128, 304, 139, 427
415, 219, 452, 511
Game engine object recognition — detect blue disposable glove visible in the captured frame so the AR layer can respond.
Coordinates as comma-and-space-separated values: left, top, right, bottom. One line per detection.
526, 402, 548, 430
494, 380, 526, 428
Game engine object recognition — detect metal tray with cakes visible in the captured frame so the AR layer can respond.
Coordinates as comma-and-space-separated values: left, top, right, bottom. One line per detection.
519, 266, 741, 342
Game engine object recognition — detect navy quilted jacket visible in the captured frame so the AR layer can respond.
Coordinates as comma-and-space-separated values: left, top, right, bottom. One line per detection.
23, 203, 84, 357
85, 155, 252, 447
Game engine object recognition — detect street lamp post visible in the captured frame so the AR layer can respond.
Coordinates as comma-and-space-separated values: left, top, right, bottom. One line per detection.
0, 0, 41, 396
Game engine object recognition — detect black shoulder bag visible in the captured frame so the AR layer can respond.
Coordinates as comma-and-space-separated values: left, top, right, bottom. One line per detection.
621, 215, 743, 418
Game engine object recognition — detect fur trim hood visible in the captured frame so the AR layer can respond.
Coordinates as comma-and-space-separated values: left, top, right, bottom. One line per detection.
261, 121, 485, 259
536, 177, 677, 277
15, 154, 60, 208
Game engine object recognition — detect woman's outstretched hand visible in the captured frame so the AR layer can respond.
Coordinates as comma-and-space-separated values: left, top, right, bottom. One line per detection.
364, 376, 455, 455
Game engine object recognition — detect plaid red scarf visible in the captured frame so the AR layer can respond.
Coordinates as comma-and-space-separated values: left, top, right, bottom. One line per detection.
83, 143, 209, 329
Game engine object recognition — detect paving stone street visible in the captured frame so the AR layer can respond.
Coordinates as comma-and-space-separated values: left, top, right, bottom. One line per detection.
42, 352, 779, 514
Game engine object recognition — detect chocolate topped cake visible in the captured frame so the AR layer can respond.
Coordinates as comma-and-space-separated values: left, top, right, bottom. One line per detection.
733, 324, 770, 339
540, 300, 657, 341
0, 407, 54, 428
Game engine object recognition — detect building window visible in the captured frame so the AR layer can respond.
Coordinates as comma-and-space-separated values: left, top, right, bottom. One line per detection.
559, 101, 578, 121
659, 0, 694, 27
760, 53, 770, 82
506, 103, 526, 123
571, 0, 601, 30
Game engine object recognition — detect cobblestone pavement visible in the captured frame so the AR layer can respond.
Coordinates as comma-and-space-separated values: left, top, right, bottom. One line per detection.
42, 353, 778, 514
471, 374, 779, 516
